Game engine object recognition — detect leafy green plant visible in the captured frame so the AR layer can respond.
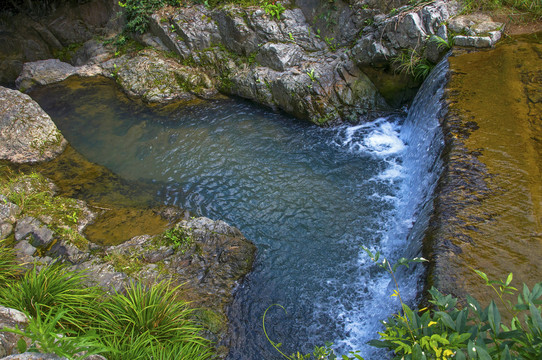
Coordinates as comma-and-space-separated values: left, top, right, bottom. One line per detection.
94, 280, 212, 360
429, 34, 454, 51
367, 250, 542, 360
163, 226, 193, 254
324, 36, 337, 51
0, 239, 19, 285
392, 49, 435, 81
262, 1, 286, 21
2, 305, 107, 359
460, 0, 542, 19
0, 264, 101, 332
118, 0, 182, 34
306, 68, 317, 82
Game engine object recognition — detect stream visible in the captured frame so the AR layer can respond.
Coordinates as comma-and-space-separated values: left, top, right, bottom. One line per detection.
28, 58, 448, 359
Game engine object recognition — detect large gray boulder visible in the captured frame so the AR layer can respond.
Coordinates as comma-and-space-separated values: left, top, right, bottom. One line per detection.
0, 87, 67, 163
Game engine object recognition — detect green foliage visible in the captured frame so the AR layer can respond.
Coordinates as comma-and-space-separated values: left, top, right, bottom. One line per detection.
429, 35, 454, 51
0, 171, 86, 249
324, 36, 337, 52
0, 264, 101, 332
0, 262, 213, 359
460, 0, 542, 19
118, 0, 182, 34
262, 1, 286, 20
94, 280, 212, 360
367, 252, 542, 360
392, 49, 435, 81
306, 69, 317, 82
2, 305, 107, 359
163, 226, 193, 254
0, 239, 18, 285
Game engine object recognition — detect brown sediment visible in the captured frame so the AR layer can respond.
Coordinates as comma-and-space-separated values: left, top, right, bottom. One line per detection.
13, 145, 173, 245
427, 33, 542, 307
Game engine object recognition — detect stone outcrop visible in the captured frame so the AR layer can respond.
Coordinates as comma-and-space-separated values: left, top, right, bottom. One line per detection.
448, 14, 504, 48
149, 4, 388, 124
351, 0, 461, 66
0, 87, 67, 163
15, 48, 218, 104
0, 0, 120, 86
0, 171, 256, 352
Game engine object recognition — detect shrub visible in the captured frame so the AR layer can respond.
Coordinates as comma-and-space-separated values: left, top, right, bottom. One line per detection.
118, 0, 182, 34
365, 249, 542, 360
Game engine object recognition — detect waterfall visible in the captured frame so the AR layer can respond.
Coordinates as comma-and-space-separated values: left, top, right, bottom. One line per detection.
335, 56, 449, 356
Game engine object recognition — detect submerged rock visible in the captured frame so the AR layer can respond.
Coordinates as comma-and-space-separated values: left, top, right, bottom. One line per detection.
0, 87, 67, 163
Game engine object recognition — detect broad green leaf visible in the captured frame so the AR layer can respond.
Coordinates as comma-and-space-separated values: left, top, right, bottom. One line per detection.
412, 343, 426, 360
474, 269, 489, 283
455, 349, 466, 360
435, 311, 456, 330
505, 273, 513, 286
17, 338, 27, 353
500, 345, 512, 360
474, 345, 492, 360
488, 301, 501, 334
529, 302, 542, 334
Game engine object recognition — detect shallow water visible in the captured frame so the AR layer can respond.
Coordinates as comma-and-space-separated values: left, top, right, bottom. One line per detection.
433, 34, 542, 306
29, 73, 445, 358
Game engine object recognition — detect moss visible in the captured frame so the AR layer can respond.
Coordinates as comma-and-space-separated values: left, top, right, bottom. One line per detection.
194, 308, 227, 334
103, 251, 144, 275
53, 42, 84, 63
0, 170, 89, 250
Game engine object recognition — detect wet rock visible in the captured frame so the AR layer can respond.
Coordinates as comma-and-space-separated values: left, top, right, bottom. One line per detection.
1, 354, 67, 360
15, 59, 77, 91
0, 0, 120, 86
256, 43, 304, 72
0, 87, 67, 163
0, 306, 29, 357
100, 48, 218, 102
71, 40, 112, 66
0, 223, 13, 241
14, 217, 54, 248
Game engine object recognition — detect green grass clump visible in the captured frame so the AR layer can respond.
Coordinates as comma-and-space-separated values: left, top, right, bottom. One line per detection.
94, 280, 213, 360
460, 0, 542, 19
0, 263, 101, 332
0, 239, 18, 285
0, 262, 213, 359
